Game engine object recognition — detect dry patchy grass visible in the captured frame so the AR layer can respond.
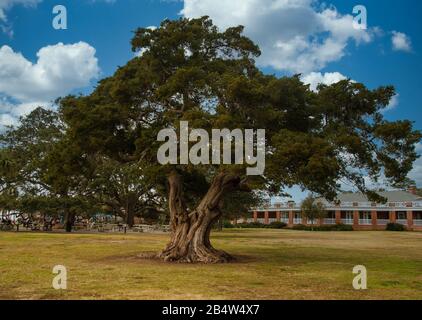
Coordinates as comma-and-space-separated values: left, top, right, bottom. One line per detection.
0, 229, 421, 300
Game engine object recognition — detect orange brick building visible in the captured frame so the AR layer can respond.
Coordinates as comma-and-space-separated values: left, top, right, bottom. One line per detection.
247, 190, 422, 231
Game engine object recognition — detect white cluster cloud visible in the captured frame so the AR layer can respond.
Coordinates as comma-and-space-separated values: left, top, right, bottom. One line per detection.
0, 42, 100, 128
391, 31, 412, 52
182, 0, 374, 73
0, 42, 100, 103
301, 71, 348, 92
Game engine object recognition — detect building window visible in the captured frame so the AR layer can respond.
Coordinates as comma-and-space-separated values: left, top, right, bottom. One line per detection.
377, 212, 389, 225
293, 213, 302, 225
341, 211, 354, 225
396, 211, 407, 225
256, 212, 265, 224
413, 212, 422, 226
359, 211, 372, 225
323, 211, 336, 225
267, 212, 277, 223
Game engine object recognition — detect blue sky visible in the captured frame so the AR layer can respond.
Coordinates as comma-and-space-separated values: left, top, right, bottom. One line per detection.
0, 0, 421, 201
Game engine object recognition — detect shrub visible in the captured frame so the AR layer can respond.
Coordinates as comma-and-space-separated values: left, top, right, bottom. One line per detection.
329, 224, 354, 231
292, 224, 353, 231
268, 221, 287, 229
386, 223, 406, 231
234, 222, 287, 229
292, 224, 308, 231
223, 221, 235, 229
237, 222, 266, 229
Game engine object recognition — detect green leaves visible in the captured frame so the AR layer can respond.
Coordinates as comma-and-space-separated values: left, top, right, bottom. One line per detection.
301, 195, 328, 224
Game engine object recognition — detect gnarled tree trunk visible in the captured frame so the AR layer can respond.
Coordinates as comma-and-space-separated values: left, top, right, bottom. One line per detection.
158, 171, 241, 263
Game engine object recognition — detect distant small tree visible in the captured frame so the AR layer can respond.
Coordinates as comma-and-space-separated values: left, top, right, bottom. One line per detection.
301, 195, 327, 230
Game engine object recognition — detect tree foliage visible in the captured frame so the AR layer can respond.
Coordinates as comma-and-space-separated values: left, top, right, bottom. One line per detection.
301, 195, 327, 230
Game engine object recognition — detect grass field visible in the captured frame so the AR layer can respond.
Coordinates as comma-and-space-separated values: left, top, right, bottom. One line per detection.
0, 229, 421, 300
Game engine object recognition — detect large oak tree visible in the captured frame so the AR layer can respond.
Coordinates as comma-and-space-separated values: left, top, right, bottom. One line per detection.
58, 17, 421, 263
